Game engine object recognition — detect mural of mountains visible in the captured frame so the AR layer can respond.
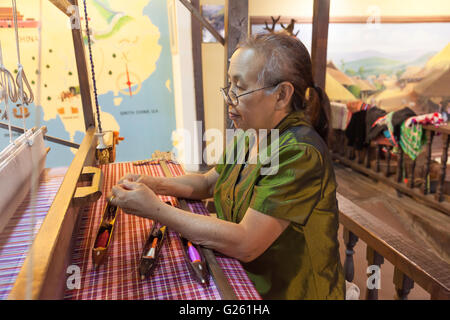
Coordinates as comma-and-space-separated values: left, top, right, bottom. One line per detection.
337, 51, 436, 77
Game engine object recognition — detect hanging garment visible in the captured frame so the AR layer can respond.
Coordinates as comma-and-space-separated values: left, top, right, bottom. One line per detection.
330, 102, 352, 130
345, 110, 368, 150
400, 120, 427, 161
346, 101, 373, 113
406, 112, 445, 128
366, 107, 387, 143
366, 107, 416, 144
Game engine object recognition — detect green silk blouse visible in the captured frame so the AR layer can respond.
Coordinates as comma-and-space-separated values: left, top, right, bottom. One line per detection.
214, 111, 345, 300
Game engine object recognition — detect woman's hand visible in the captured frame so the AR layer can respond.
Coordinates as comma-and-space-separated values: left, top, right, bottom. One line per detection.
117, 173, 161, 193
110, 180, 162, 219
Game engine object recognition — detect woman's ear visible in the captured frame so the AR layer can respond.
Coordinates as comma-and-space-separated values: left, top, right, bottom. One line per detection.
275, 81, 295, 111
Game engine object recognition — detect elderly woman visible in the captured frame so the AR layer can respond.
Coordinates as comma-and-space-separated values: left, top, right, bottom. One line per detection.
111, 33, 345, 300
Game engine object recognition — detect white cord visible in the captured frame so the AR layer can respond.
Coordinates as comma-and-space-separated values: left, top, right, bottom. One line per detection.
0, 42, 15, 143
12, 0, 34, 143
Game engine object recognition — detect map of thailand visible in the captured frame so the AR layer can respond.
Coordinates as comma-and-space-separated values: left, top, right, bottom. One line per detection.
0, 0, 176, 167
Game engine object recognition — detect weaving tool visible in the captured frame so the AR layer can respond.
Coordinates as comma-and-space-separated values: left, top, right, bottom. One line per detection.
157, 200, 210, 286
139, 223, 168, 280
92, 196, 119, 268
178, 234, 209, 286
152, 150, 238, 300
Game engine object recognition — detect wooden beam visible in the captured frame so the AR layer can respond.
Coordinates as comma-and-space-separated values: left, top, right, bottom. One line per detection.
189, 0, 207, 169
0, 121, 80, 149
178, 0, 225, 45
224, 0, 248, 132
311, 0, 330, 89
9, 128, 97, 299
48, 0, 72, 16
69, 0, 96, 131
250, 15, 450, 25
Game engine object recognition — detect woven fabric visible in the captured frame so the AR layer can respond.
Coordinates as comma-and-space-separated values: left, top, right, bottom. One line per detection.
0, 167, 67, 300
64, 161, 260, 300
400, 120, 427, 160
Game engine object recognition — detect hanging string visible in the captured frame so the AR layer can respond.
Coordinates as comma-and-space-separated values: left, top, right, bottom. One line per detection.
26, 0, 44, 301
12, 0, 34, 139
82, 0, 103, 133
0, 42, 16, 143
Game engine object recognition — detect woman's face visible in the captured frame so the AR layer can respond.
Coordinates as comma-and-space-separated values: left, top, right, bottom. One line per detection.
227, 48, 279, 131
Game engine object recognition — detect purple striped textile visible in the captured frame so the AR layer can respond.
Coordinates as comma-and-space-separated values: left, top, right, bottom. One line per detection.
0, 167, 67, 300
64, 161, 260, 300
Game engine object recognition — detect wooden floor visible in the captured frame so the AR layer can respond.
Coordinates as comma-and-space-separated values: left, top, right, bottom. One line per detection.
335, 162, 450, 299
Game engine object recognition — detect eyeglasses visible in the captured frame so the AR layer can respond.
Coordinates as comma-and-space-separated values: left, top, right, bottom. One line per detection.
220, 83, 278, 106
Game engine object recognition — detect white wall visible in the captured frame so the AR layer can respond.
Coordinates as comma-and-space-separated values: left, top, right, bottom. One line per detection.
170, 0, 201, 171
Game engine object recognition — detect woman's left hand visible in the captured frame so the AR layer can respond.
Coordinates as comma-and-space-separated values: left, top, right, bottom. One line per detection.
110, 180, 161, 219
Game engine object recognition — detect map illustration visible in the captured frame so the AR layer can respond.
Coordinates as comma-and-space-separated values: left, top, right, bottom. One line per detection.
0, 0, 176, 167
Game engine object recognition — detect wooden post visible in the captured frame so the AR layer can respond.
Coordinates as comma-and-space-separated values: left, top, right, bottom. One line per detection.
311, 0, 330, 89
69, 0, 95, 131
190, 0, 207, 169
224, 0, 248, 132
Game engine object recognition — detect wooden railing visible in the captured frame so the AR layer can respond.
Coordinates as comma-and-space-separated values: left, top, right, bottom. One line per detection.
338, 193, 449, 300
331, 123, 450, 216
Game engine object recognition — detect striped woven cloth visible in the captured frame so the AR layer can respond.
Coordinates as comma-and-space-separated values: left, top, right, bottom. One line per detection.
64, 161, 261, 300
0, 167, 68, 300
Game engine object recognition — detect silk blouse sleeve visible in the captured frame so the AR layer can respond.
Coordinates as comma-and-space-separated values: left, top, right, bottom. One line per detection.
249, 143, 324, 226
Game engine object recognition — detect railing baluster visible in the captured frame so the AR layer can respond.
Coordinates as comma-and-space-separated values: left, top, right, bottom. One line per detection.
348, 146, 354, 160
376, 145, 381, 173
366, 247, 384, 300
386, 147, 391, 177
397, 147, 404, 184
358, 149, 363, 164
423, 129, 435, 195
393, 268, 414, 300
343, 228, 358, 282
365, 147, 371, 168
396, 147, 404, 197
409, 159, 416, 188
435, 133, 449, 202
340, 132, 346, 156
